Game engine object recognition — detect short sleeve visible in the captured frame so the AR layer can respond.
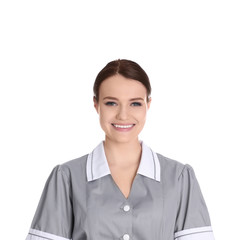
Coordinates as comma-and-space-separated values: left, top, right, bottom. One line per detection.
174, 164, 215, 240
26, 165, 73, 240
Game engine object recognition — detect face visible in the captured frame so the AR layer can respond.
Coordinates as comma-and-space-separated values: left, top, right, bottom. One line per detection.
94, 74, 151, 144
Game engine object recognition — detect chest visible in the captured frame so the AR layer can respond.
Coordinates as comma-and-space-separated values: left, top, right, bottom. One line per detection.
83, 174, 166, 240
109, 165, 139, 199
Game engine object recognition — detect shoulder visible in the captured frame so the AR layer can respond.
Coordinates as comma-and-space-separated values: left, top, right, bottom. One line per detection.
156, 152, 193, 182
56, 154, 89, 181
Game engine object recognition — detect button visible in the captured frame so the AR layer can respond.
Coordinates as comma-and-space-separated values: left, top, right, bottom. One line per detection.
123, 234, 130, 240
123, 205, 130, 212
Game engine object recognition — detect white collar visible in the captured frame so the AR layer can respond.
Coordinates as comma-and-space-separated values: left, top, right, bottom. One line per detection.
86, 141, 161, 182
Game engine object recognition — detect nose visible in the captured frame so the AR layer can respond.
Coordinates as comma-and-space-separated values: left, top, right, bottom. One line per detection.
116, 105, 129, 120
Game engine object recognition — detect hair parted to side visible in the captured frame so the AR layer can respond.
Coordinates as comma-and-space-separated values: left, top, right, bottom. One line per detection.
93, 59, 151, 102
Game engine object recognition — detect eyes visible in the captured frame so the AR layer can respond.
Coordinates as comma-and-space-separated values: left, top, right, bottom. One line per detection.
105, 101, 142, 107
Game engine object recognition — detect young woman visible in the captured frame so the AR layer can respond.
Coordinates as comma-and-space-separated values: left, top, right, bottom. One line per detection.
26, 59, 215, 240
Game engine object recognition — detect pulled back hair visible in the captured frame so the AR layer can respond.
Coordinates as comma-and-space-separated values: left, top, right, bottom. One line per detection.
93, 59, 151, 102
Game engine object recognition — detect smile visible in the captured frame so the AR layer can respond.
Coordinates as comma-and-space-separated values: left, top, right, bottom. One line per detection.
112, 124, 135, 129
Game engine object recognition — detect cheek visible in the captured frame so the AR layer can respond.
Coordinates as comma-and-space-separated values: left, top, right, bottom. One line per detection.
98, 113, 109, 132
98, 107, 114, 124
134, 108, 147, 122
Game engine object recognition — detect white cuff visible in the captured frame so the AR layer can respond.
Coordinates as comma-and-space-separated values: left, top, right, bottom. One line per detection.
174, 226, 214, 240
26, 229, 71, 240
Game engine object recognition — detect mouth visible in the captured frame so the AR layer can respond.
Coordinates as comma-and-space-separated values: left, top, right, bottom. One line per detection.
111, 123, 135, 130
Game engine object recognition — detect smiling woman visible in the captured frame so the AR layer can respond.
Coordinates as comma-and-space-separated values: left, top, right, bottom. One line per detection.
94, 74, 151, 146
25, 59, 215, 240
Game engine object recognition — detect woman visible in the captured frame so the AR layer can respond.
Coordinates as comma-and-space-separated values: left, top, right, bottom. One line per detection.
26, 59, 215, 240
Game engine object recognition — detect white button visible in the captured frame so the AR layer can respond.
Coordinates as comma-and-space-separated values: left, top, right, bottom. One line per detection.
123, 234, 130, 240
123, 205, 130, 212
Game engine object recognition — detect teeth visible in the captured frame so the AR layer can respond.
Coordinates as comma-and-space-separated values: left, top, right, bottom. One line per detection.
113, 124, 134, 129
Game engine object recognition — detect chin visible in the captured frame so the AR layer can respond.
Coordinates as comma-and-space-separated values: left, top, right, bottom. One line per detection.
106, 134, 139, 144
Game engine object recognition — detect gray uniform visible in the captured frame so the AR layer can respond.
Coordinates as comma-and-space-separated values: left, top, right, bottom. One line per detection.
26, 141, 215, 240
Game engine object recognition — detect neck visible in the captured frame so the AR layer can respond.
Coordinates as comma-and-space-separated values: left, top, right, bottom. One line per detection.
103, 137, 142, 167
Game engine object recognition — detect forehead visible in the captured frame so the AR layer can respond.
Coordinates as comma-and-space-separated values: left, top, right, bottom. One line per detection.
99, 75, 147, 99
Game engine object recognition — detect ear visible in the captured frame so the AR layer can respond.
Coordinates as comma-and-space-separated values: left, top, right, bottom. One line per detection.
147, 97, 152, 110
93, 96, 99, 113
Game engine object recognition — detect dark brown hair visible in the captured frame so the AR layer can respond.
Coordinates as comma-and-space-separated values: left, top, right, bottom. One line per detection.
93, 59, 151, 102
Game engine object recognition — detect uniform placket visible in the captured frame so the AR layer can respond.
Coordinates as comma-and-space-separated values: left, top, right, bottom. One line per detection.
119, 201, 133, 240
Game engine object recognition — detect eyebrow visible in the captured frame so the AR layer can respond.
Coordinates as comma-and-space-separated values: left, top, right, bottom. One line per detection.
103, 97, 144, 101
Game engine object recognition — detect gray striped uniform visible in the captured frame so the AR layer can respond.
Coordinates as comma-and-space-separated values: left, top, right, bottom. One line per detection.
26, 141, 215, 240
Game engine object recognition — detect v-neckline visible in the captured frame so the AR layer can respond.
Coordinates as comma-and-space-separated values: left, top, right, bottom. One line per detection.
109, 173, 139, 201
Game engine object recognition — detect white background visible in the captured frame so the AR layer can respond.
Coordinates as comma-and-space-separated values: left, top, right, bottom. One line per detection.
0, 1, 239, 239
